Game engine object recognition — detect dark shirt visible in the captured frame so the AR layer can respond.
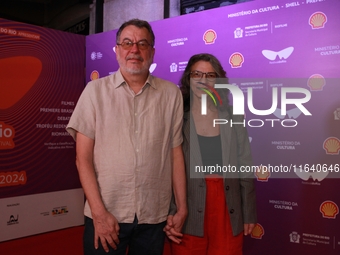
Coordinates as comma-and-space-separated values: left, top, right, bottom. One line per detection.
197, 134, 223, 175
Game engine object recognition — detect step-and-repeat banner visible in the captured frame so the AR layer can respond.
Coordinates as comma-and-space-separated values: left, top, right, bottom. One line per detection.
0, 19, 85, 241
86, 0, 340, 254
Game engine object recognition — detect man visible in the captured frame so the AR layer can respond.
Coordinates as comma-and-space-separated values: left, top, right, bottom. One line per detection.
66, 19, 187, 255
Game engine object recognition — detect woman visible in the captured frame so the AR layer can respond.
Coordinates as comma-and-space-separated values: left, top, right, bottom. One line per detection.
165, 53, 257, 255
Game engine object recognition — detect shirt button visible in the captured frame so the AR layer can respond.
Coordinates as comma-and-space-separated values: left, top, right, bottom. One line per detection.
226, 186, 230, 190
135, 130, 138, 133
135, 113, 137, 116
136, 149, 139, 152
198, 208, 203, 213
230, 209, 234, 214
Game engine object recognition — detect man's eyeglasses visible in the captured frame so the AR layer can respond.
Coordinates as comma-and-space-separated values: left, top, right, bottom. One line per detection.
117, 40, 152, 50
190, 71, 218, 81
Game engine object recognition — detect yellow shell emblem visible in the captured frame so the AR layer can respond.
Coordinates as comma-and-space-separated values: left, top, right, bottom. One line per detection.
251, 223, 264, 239
203, 29, 217, 44
320, 201, 339, 219
255, 166, 270, 182
307, 74, 325, 91
323, 137, 340, 155
229, 52, 244, 68
309, 12, 327, 29
90, 70, 99, 80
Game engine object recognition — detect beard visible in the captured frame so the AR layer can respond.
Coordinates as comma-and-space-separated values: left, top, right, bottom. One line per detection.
118, 54, 153, 75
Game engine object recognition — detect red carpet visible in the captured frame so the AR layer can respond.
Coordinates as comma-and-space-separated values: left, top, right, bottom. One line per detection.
0, 226, 172, 255
0, 226, 84, 255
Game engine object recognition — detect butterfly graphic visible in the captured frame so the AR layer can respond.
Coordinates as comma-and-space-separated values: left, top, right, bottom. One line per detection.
262, 47, 294, 61
272, 108, 302, 119
295, 168, 329, 182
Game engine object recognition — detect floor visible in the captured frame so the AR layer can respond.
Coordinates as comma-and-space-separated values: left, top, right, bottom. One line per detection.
0, 225, 172, 255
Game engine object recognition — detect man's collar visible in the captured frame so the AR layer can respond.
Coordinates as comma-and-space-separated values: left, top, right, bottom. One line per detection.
114, 68, 157, 90
113, 69, 126, 88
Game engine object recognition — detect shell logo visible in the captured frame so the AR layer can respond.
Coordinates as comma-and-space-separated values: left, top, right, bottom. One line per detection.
229, 52, 244, 68
307, 74, 326, 91
255, 166, 270, 182
251, 223, 265, 239
320, 201, 339, 219
203, 29, 217, 44
90, 70, 100, 81
323, 137, 340, 155
309, 12, 327, 29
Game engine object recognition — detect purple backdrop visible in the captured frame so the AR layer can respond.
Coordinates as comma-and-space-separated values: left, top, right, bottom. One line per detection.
86, 0, 340, 254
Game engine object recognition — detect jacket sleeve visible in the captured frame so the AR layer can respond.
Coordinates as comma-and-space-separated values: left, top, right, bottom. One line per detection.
233, 113, 257, 224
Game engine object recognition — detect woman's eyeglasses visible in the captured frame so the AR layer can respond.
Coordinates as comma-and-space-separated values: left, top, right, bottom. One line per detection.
190, 71, 218, 81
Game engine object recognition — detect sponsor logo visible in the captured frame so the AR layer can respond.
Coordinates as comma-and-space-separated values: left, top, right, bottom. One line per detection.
309, 12, 327, 29
314, 45, 340, 56
170, 63, 178, 72
272, 108, 303, 119
270, 200, 298, 210
320, 201, 339, 219
251, 223, 265, 239
262, 47, 294, 61
295, 168, 329, 182
90, 52, 103, 60
203, 29, 217, 44
167, 37, 188, 47
90, 70, 99, 80
52, 206, 69, 216
323, 137, 340, 155
7, 215, 19, 225
255, 166, 270, 182
290, 231, 300, 243
234, 28, 243, 38
229, 52, 244, 68
244, 23, 268, 37
307, 74, 326, 91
